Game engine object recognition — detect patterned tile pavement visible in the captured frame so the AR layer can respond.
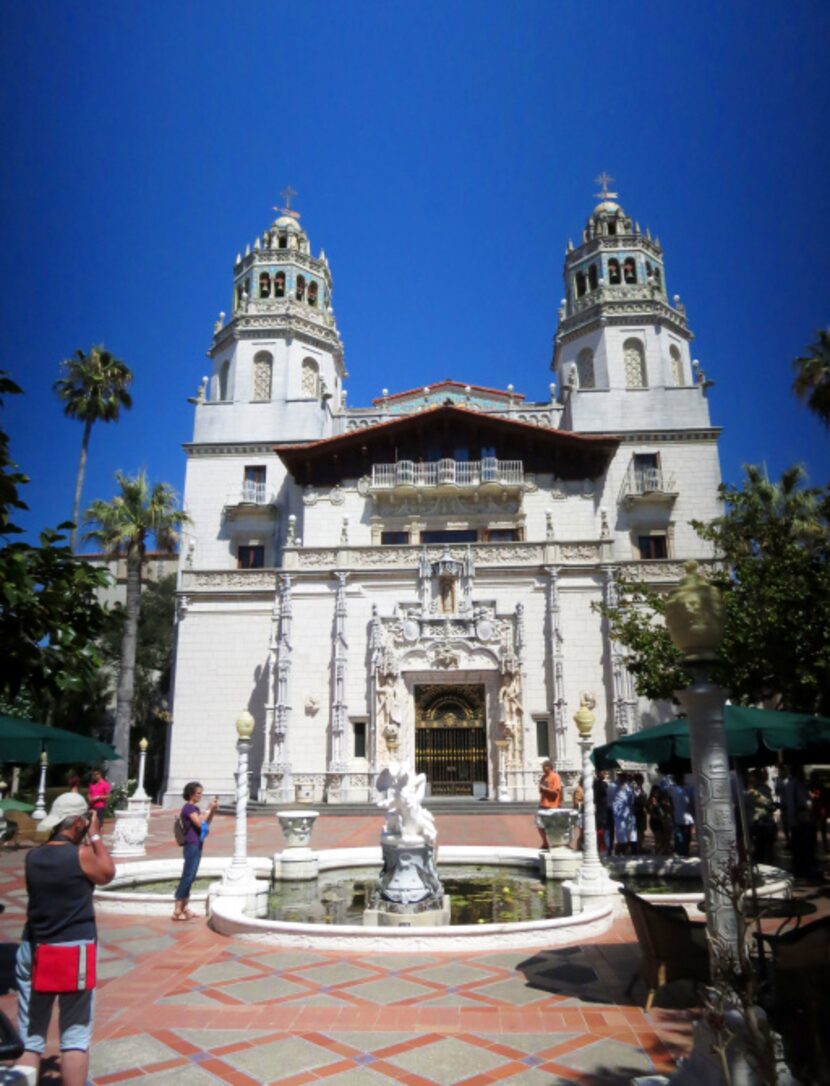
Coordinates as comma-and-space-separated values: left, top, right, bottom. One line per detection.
0, 809, 700, 1084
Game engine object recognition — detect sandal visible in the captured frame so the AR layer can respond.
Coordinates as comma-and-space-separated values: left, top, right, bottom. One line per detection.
171, 913, 191, 922
183, 909, 198, 920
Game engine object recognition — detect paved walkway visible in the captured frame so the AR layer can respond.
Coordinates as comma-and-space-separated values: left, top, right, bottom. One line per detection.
0, 809, 699, 1085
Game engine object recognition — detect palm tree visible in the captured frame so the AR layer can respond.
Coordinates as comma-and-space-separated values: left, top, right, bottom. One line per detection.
792, 327, 830, 427
54, 347, 133, 550
84, 472, 189, 784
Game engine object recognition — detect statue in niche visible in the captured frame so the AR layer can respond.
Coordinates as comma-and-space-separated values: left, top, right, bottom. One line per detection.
376, 670, 402, 749
439, 575, 456, 614
499, 672, 523, 736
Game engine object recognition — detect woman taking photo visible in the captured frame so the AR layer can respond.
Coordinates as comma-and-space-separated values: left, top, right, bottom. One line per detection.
173, 782, 217, 921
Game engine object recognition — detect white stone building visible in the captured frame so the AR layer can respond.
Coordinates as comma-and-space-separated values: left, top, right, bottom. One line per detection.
164, 193, 721, 805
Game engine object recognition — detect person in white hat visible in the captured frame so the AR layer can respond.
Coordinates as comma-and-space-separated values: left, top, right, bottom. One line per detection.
15, 792, 115, 1086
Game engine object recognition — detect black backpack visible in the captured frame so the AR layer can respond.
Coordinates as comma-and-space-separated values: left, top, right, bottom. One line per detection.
173, 811, 186, 846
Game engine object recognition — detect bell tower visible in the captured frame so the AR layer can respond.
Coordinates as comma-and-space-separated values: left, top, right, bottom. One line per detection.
552, 177, 711, 433
194, 191, 345, 447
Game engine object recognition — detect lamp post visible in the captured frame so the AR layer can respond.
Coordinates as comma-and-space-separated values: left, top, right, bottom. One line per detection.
32, 752, 48, 821
213, 709, 267, 917
569, 695, 618, 902
133, 737, 149, 802
227, 710, 255, 880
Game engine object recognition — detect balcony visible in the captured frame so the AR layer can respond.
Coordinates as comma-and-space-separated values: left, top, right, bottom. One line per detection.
223, 481, 277, 519
370, 458, 524, 494
619, 465, 678, 508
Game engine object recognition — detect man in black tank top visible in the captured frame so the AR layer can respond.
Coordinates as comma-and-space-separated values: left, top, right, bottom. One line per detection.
16, 791, 115, 1086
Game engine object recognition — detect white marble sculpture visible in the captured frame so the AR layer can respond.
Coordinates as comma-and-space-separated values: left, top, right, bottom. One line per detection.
375, 761, 437, 844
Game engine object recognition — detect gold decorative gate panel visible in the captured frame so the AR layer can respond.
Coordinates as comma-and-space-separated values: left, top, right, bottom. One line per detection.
415, 684, 487, 796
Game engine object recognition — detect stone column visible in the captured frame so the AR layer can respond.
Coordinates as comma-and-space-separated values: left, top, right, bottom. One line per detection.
602, 566, 636, 736
664, 562, 738, 969
495, 739, 510, 802
327, 571, 350, 801
272, 575, 294, 802
32, 752, 48, 821
544, 565, 568, 769
133, 737, 149, 802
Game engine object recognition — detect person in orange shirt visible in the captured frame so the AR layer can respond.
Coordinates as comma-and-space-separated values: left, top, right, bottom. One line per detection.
536, 758, 562, 849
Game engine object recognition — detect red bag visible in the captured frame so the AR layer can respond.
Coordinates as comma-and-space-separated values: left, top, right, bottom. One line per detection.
32, 942, 97, 993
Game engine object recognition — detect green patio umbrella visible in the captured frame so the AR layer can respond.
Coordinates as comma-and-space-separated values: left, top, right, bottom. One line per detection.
0, 715, 120, 765
0, 797, 35, 812
592, 705, 830, 771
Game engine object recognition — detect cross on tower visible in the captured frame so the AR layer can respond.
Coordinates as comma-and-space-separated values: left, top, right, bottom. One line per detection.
593, 172, 619, 201
274, 186, 300, 219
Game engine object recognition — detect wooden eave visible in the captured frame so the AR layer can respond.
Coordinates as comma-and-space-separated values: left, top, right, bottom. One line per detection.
276, 404, 620, 487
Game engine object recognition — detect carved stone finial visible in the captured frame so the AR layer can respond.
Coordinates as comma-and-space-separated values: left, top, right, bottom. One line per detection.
664, 560, 724, 660
574, 693, 596, 737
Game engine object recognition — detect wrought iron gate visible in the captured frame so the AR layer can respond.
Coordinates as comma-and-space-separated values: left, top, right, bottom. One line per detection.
414, 684, 487, 796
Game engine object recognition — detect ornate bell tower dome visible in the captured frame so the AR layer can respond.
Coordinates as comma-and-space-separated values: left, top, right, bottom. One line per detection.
553, 176, 710, 433
197, 190, 345, 446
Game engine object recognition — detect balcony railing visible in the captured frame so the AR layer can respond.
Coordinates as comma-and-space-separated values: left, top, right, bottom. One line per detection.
619, 465, 677, 506
223, 481, 276, 518
370, 458, 524, 490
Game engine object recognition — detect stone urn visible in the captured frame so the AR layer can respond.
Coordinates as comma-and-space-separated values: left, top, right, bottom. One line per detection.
664, 560, 724, 660
276, 810, 319, 848
537, 807, 579, 850
110, 807, 150, 858
274, 810, 320, 881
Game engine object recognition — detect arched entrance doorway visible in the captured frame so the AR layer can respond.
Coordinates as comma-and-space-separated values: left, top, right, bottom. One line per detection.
414, 684, 487, 796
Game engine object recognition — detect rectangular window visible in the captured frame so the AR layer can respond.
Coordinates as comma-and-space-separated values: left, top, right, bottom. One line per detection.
485, 528, 520, 543
420, 529, 477, 544
638, 534, 668, 560
535, 717, 550, 758
237, 545, 265, 569
242, 466, 266, 503
353, 720, 366, 759
633, 453, 659, 493
381, 531, 409, 545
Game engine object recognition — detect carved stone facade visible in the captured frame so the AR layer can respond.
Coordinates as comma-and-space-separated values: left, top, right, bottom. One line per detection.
164, 194, 723, 806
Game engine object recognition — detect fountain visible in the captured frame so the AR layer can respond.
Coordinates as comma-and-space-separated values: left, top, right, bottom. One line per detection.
363, 761, 449, 927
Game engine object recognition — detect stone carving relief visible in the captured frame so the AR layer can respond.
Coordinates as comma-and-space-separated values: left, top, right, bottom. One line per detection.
304, 696, 320, 716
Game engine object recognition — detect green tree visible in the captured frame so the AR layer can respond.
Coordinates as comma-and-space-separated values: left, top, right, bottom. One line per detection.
598, 465, 830, 714
0, 373, 111, 704
791, 327, 830, 427
53, 346, 133, 550
84, 473, 188, 783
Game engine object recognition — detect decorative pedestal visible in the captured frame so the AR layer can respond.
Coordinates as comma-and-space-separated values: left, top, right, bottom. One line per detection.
273, 809, 320, 880
364, 837, 450, 928
538, 808, 582, 879
110, 806, 150, 857
209, 871, 270, 918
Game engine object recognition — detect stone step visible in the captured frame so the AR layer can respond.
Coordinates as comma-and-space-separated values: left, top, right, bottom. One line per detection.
220, 799, 539, 818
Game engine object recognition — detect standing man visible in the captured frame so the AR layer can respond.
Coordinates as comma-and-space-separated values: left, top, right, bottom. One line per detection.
86, 769, 111, 829
16, 792, 115, 1086
535, 759, 562, 849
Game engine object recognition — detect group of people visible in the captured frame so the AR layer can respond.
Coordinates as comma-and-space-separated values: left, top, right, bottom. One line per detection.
538, 760, 830, 871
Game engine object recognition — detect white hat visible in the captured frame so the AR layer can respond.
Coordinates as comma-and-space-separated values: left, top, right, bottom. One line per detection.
40, 792, 90, 833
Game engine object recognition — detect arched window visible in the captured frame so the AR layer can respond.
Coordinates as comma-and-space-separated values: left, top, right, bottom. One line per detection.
623, 258, 637, 284
576, 348, 596, 389
218, 360, 230, 401
301, 357, 319, 397
653, 267, 662, 290
274, 272, 285, 298
252, 352, 272, 401
608, 258, 621, 285
588, 264, 598, 291
623, 338, 647, 389
575, 271, 587, 298
258, 272, 271, 298
307, 281, 318, 307
278, 233, 287, 249
670, 344, 684, 386
296, 274, 306, 302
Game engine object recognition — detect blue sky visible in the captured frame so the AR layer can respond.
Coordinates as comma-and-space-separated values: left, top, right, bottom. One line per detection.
1, 2, 828, 545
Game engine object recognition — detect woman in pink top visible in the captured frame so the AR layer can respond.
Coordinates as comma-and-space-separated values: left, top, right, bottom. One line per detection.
87, 770, 111, 827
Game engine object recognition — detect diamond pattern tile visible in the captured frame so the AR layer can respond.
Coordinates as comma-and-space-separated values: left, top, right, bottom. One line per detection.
222, 1035, 341, 1080
383, 1036, 506, 1083
347, 975, 434, 1003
